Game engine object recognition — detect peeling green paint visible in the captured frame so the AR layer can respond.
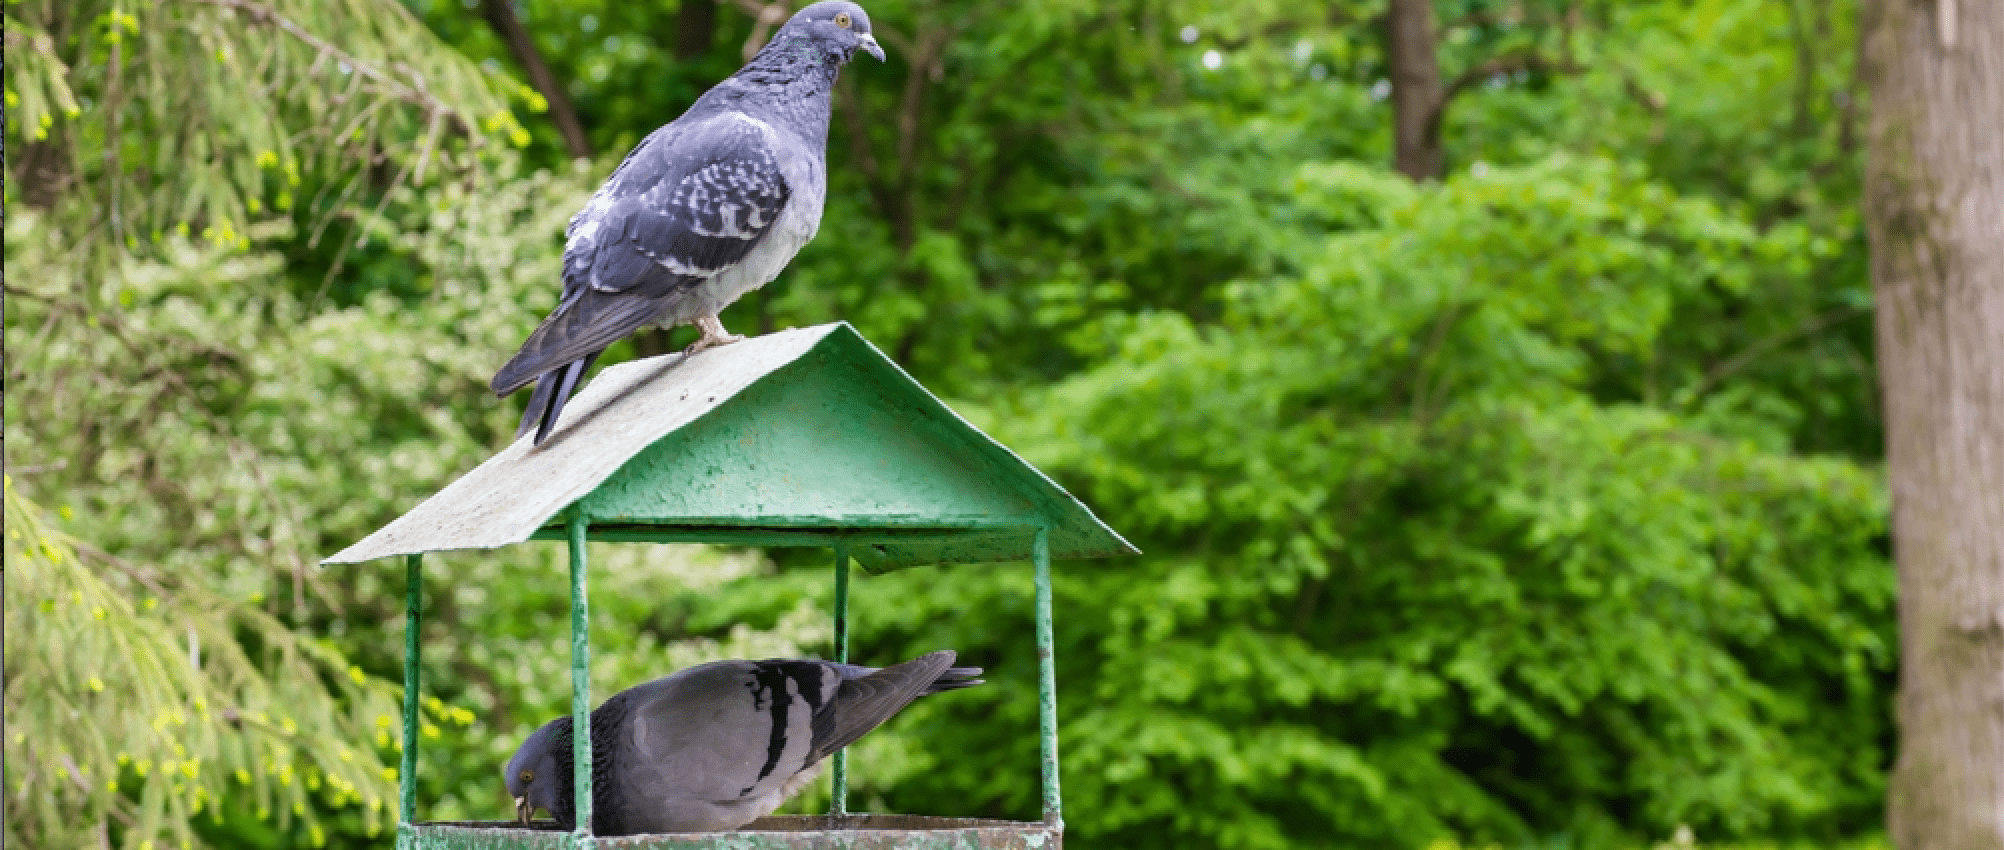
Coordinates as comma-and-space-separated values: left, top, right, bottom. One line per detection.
567, 510, 594, 839
401, 555, 423, 826
831, 543, 851, 816
1032, 529, 1061, 829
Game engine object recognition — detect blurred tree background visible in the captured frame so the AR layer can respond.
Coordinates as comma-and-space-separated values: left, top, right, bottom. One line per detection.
5, 1, 1896, 849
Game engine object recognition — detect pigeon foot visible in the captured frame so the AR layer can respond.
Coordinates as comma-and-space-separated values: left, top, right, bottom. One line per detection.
684, 316, 745, 355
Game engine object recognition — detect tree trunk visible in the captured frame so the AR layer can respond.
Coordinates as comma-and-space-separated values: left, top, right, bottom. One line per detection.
478, 0, 592, 160
1864, 2, 2004, 849
1386, 0, 1445, 180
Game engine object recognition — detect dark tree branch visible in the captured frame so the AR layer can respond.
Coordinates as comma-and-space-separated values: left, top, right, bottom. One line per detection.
14, 135, 75, 210
835, 77, 884, 185
1442, 47, 1662, 141
199, 0, 479, 137
1783, 0, 1818, 137
1440, 48, 1582, 102
726, 0, 791, 61
673, 0, 719, 61
1386, 0, 1445, 180
477, 0, 591, 160
1210, 7, 1369, 50
837, 15, 960, 255
893, 25, 955, 186
1393, 0, 1632, 180
1688, 306, 1869, 400
1837, 36, 1864, 155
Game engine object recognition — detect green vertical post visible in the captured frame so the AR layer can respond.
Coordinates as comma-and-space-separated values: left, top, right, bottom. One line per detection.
1033, 527, 1062, 828
400, 554, 422, 832
830, 541, 851, 816
567, 509, 594, 841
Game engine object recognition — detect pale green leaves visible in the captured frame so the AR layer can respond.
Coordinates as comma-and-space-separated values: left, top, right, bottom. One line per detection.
3, 16, 83, 141
4, 479, 403, 850
5, 0, 521, 266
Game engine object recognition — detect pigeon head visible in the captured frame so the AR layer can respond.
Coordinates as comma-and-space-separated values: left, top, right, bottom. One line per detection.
778, 1, 885, 63
504, 719, 565, 826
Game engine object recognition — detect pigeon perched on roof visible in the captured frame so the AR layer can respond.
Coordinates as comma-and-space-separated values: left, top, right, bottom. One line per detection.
491, 1, 885, 445
505, 650, 981, 835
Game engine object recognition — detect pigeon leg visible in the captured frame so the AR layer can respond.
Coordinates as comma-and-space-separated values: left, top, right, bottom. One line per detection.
685, 315, 746, 355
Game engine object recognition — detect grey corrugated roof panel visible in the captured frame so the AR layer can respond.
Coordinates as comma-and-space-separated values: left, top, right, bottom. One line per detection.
322, 322, 1136, 567
324, 325, 834, 564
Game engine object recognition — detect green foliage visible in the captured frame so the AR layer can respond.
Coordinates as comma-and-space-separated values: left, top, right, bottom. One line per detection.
3, 0, 568, 844
5, 0, 530, 267
989, 158, 1892, 847
4, 477, 407, 850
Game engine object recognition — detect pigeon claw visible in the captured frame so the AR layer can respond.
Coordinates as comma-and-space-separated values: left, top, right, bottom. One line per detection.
685, 316, 745, 356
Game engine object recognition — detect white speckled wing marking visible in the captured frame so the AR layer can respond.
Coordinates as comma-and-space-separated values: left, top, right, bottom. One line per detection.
675, 115, 823, 324
555, 113, 794, 301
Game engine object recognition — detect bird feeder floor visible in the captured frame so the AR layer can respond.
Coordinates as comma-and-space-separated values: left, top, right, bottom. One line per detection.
405, 816, 1061, 850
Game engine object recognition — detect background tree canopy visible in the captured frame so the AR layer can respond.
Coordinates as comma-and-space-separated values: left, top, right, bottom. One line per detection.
6, 1, 1894, 849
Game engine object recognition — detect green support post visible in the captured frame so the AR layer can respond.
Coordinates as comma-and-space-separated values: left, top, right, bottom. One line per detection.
567, 509, 594, 844
400, 553, 423, 845
831, 541, 851, 816
1033, 527, 1062, 828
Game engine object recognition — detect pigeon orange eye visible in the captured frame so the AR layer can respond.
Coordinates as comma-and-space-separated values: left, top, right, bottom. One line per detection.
834, 12, 852, 29
519, 771, 534, 783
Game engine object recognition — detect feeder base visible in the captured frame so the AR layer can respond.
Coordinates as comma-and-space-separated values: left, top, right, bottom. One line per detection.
405, 815, 1062, 850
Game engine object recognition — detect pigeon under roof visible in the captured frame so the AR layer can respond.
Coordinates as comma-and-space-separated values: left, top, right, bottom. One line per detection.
322, 322, 1136, 570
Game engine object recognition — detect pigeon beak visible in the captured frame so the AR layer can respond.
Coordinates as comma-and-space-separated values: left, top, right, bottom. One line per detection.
858, 33, 885, 62
514, 796, 531, 826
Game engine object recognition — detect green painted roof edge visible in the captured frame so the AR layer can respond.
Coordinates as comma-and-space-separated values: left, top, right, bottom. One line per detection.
809, 324, 1139, 563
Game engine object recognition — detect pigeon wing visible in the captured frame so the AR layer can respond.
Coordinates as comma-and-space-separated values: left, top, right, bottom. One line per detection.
619, 660, 837, 805
618, 653, 958, 808
490, 113, 793, 395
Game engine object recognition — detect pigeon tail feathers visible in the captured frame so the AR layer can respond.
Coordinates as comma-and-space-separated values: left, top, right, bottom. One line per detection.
491, 290, 667, 397
513, 352, 601, 445
805, 650, 961, 765
824, 660, 985, 694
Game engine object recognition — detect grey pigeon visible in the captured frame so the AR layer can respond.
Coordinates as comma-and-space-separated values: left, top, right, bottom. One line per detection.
491, 1, 884, 445
505, 650, 981, 835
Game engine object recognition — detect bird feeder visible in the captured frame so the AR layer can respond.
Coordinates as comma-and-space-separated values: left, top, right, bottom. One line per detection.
324, 323, 1136, 849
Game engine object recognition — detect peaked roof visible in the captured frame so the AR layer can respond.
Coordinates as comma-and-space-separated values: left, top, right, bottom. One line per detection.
323, 323, 1136, 570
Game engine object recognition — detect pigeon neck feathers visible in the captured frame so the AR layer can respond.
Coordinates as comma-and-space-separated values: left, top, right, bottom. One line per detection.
738, 30, 847, 91
692, 34, 843, 150
539, 693, 632, 833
